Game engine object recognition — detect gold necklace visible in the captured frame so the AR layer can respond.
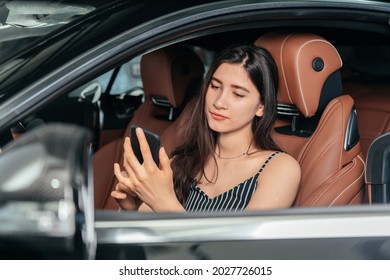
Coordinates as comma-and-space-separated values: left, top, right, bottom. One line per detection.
215, 143, 253, 160
215, 151, 248, 160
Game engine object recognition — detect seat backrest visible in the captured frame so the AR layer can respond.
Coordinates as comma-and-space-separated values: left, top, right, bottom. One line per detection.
343, 81, 390, 158
255, 31, 366, 207
93, 45, 204, 209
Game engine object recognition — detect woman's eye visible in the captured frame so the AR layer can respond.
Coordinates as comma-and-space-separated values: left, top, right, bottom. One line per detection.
234, 92, 245, 98
210, 84, 220, 90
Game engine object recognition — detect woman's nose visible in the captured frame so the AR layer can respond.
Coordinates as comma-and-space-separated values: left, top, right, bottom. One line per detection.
213, 91, 228, 109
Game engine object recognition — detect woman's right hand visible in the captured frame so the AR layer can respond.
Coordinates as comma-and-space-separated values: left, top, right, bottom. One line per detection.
111, 169, 143, 211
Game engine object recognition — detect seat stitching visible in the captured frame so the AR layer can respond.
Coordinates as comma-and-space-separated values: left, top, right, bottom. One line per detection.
329, 155, 365, 206
299, 98, 341, 164
281, 33, 294, 104
295, 99, 342, 205
310, 155, 364, 207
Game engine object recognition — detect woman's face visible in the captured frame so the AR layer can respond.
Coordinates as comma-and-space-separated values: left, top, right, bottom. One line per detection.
205, 62, 264, 135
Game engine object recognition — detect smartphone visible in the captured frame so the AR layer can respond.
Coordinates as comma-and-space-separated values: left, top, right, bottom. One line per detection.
130, 125, 160, 166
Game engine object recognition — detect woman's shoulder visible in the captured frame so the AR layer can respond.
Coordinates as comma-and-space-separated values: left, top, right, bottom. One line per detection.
250, 150, 301, 210
275, 150, 298, 163
256, 150, 301, 196
263, 150, 301, 175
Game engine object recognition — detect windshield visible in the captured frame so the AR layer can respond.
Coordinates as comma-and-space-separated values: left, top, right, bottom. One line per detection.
0, 0, 106, 61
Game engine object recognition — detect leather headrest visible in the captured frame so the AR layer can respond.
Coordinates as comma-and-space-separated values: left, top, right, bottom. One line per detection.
141, 45, 204, 108
255, 31, 343, 117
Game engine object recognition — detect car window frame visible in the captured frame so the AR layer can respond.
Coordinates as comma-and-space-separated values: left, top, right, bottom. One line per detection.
0, 1, 389, 220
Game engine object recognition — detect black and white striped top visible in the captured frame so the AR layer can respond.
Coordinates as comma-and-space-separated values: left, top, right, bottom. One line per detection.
184, 151, 281, 212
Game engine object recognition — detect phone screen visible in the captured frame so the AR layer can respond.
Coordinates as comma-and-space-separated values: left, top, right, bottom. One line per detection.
130, 125, 160, 166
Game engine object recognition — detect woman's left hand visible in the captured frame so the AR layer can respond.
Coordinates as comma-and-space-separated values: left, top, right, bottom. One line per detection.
118, 128, 184, 212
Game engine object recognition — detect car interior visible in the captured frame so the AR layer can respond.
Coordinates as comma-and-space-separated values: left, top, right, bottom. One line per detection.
4, 25, 390, 211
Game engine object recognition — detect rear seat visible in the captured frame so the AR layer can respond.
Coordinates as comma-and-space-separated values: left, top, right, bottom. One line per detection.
93, 45, 204, 210
343, 82, 390, 159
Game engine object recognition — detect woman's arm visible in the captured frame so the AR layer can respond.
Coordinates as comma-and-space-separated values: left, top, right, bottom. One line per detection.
245, 152, 301, 210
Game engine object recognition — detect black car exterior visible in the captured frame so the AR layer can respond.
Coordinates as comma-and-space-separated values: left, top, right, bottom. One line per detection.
0, 0, 390, 260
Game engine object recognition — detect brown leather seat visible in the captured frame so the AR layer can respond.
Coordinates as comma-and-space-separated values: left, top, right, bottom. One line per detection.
344, 82, 390, 158
255, 31, 366, 206
93, 45, 204, 209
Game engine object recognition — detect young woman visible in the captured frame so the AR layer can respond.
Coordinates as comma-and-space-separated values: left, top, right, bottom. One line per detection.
112, 44, 301, 212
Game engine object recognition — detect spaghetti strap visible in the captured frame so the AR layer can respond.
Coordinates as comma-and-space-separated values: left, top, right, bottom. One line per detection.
257, 151, 282, 175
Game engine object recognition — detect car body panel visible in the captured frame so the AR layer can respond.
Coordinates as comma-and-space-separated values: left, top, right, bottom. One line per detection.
0, 0, 389, 259
95, 207, 390, 259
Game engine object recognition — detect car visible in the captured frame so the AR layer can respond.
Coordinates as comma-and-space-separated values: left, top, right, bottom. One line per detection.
0, 0, 389, 260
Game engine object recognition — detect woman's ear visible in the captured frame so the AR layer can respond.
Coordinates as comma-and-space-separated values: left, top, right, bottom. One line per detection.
255, 103, 264, 117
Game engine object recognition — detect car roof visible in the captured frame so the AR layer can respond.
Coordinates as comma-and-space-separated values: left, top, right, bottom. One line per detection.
1, 0, 389, 59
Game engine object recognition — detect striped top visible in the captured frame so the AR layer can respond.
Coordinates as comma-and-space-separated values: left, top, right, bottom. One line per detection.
184, 151, 281, 212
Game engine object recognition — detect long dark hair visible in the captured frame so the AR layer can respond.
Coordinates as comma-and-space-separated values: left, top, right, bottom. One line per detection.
171, 44, 279, 204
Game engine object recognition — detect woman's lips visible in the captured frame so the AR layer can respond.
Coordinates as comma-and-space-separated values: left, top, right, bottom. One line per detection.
210, 111, 228, 120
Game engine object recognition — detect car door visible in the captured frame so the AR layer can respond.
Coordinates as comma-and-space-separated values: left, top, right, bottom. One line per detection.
0, 0, 390, 260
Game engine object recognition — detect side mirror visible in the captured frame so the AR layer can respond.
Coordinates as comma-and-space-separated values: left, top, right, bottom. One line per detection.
0, 124, 95, 259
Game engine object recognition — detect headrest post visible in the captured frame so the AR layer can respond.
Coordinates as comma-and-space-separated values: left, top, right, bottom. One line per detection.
169, 107, 174, 121
291, 115, 298, 132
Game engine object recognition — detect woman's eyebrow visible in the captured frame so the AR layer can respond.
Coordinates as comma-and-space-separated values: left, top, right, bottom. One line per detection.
211, 77, 222, 84
231, 84, 249, 93
211, 76, 250, 93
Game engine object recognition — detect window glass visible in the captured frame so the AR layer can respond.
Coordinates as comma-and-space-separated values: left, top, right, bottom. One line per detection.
0, 1, 101, 62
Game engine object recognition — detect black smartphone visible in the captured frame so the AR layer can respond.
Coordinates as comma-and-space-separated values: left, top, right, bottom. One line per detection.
130, 125, 160, 166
